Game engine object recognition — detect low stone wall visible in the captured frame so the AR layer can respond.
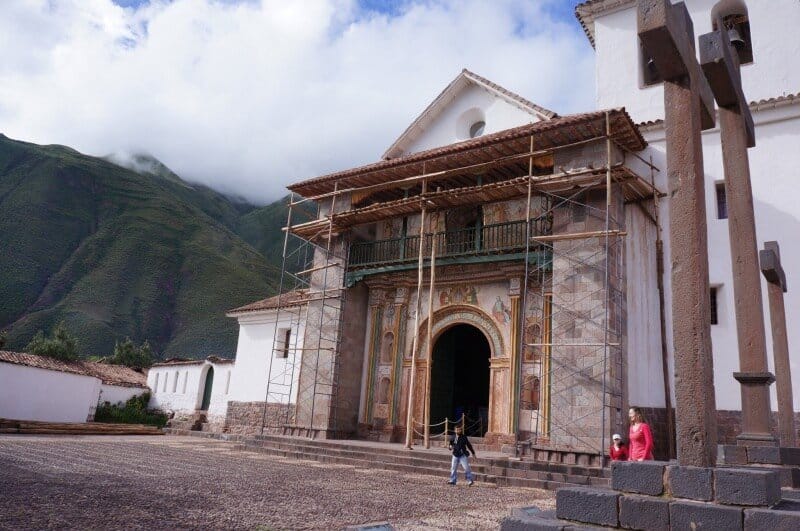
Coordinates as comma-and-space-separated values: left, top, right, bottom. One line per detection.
223, 401, 294, 435
630, 407, 800, 455
716, 409, 800, 445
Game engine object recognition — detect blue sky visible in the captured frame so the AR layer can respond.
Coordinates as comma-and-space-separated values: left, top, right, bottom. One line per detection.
3, 0, 595, 203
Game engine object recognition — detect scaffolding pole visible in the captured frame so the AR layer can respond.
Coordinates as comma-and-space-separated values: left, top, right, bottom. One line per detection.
405, 178, 427, 449
423, 205, 440, 448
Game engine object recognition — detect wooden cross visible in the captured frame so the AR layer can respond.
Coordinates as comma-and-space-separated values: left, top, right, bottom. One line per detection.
638, 0, 718, 467
760, 241, 795, 446
700, 24, 776, 446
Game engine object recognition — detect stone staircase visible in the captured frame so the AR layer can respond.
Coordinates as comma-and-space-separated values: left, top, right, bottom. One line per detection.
164, 429, 610, 491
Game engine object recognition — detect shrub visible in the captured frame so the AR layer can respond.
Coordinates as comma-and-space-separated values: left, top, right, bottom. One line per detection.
94, 393, 168, 427
25, 322, 79, 361
107, 337, 154, 368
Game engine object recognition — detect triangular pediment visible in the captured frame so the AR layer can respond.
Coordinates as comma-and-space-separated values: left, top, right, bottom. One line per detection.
383, 69, 557, 160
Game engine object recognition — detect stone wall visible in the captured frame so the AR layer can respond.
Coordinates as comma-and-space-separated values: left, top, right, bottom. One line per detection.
223, 401, 294, 435
716, 410, 800, 445
548, 186, 627, 453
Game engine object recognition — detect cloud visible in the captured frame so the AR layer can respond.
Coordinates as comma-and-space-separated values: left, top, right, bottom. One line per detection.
0, 0, 595, 204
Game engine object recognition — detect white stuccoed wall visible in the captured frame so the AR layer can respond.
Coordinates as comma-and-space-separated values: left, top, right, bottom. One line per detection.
0, 363, 101, 422
98, 384, 147, 406
591, 0, 800, 410
402, 83, 542, 156
229, 310, 305, 404
147, 361, 231, 417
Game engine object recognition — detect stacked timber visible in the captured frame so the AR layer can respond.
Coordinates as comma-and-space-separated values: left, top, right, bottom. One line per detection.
0, 418, 163, 435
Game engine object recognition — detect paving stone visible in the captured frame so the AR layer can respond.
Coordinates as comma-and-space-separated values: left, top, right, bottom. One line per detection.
747, 446, 782, 464
0, 435, 557, 530
555, 487, 619, 527
611, 461, 666, 496
501, 514, 566, 530
718, 444, 748, 465
667, 465, 713, 501
669, 500, 743, 530
715, 468, 782, 506
618, 494, 670, 530
744, 507, 800, 530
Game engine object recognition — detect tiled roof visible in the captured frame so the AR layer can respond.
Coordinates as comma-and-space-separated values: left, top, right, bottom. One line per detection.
0, 351, 148, 388
382, 69, 557, 160
464, 69, 558, 118
226, 290, 310, 316
289, 108, 645, 197
636, 92, 800, 130
574, 0, 636, 49
150, 355, 234, 368
82, 362, 148, 388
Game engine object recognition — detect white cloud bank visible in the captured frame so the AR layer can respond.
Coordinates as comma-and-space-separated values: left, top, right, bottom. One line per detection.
0, 0, 595, 204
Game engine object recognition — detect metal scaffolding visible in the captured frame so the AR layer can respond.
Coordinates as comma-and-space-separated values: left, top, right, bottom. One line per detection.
257, 110, 659, 457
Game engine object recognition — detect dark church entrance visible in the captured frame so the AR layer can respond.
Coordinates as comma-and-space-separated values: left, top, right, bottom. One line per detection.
429, 323, 490, 437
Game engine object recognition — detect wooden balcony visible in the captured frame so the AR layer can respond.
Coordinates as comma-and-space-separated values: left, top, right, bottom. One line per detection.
348, 218, 551, 270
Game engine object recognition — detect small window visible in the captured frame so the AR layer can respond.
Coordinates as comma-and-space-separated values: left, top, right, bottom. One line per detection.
716, 182, 728, 219
276, 328, 291, 358
162, 373, 168, 392
225, 371, 231, 395
469, 121, 485, 138
710, 287, 719, 325
172, 371, 178, 393
182, 371, 188, 394
154, 373, 159, 393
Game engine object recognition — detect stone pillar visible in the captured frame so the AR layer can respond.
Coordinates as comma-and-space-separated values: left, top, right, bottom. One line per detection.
760, 241, 796, 447
700, 26, 775, 446
640, 0, 719, 467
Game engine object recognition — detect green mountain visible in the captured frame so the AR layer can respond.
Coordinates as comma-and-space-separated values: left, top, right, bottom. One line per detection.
0, 134, 290, 359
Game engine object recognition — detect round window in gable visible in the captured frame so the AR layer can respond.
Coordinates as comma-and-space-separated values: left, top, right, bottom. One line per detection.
469, 120, 486, 138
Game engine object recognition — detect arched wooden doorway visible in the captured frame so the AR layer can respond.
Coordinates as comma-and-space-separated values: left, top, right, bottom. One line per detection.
429, 324, 491, 436
200, 366, 214, 411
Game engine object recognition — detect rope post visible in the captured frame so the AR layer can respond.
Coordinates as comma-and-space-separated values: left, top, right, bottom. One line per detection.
445, 417, 449, 447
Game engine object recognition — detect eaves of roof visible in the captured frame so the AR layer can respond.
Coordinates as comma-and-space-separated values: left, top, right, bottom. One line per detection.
382, 69, 558, 160
636, 91, 800, 132
575, 0, 636, 49
289, 108, 645, 198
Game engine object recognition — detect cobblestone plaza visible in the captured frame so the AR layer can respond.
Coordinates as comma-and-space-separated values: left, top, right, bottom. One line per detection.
0, 435, 554, 530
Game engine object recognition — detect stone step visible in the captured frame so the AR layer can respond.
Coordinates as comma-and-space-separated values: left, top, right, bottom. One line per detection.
237, 442, 579, 490
240, 439, 609, 490
164, 429, 610, 491
247, 433, 609, 477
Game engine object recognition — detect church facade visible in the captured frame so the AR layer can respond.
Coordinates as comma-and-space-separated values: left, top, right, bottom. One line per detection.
216, 0, 799, 460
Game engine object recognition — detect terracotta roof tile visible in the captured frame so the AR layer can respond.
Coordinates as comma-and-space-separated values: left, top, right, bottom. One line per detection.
226, 290, 310, 315
289, 108, 645, 197
151, 355, 234, 368
0, 351, 148, 388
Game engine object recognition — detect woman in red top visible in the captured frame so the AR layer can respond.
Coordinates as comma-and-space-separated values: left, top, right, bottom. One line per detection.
628, 407, 654, 461
609, 433, 629, 461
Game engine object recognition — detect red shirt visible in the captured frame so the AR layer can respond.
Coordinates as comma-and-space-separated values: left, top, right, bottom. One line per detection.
629, 423, 654, 461
609, 444, 628, 461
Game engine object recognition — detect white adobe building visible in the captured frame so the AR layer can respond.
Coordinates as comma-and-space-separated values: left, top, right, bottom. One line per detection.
145, 292, 308, 433
147, 356, 234, 428
576, 0, 800, 415
0, 351, 148, 423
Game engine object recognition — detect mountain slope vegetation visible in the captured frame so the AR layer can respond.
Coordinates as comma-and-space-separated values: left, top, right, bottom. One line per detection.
0, 134, 290, 359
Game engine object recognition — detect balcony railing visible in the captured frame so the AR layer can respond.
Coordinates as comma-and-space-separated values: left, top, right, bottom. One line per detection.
348, 217, 551, 269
